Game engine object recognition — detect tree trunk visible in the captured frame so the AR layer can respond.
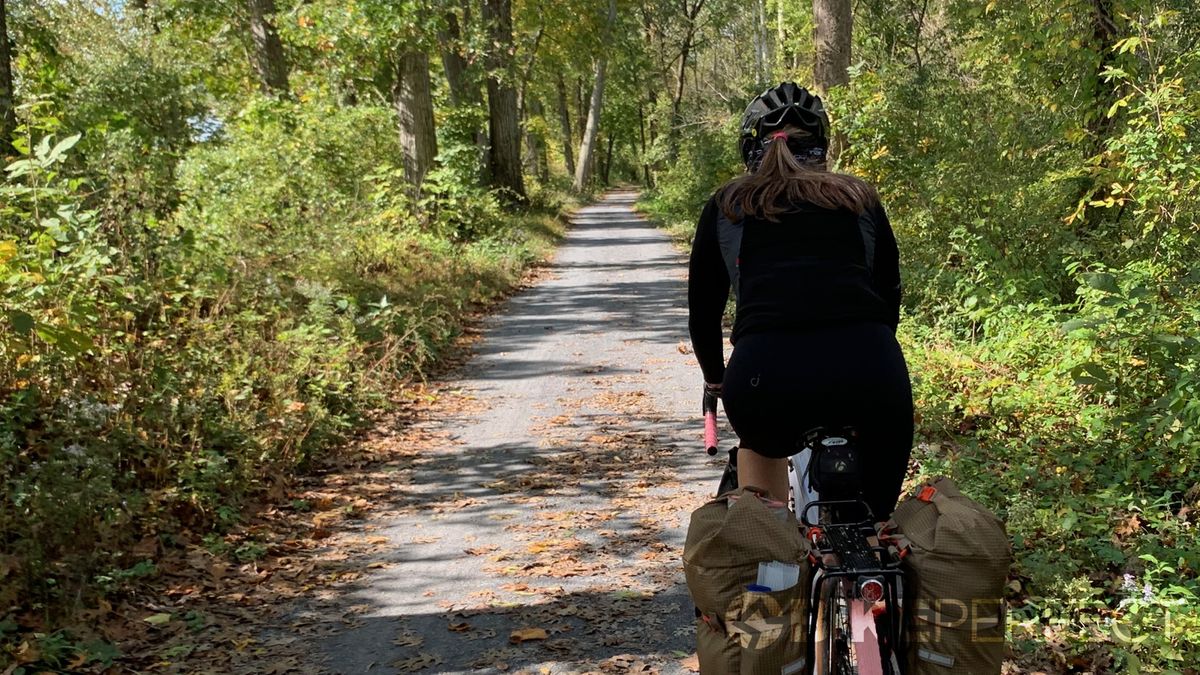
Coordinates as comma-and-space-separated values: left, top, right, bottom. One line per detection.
524, 97, 549, 182
669, 0, 706, 151
483, 0, 525, 199
516, 27, 544, 118
1073, 0, 1123, 231
393, 50, 438, 187
247, 0, 289, 96
575, 77, 587, 146
639, 7, 660, 183
439, 11, 473, 108
602, 133, 615, 185
573, 0, 616, 192
777, 0, 786, 70
671, 37, 691, 126
518, 29, 544, 181
1087, 0, 1119, 140
555, 75, 576, 177
813, 0, 852, 92
638, 101, 651, 186
438, 8, 489, 179
813, 0, 851, 161
753, 0, 768, 85
0, 0, 15, 157
574, 56, 608, 191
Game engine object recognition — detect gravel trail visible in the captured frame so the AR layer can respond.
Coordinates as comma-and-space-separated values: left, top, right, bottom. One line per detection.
319, 190, 725, 674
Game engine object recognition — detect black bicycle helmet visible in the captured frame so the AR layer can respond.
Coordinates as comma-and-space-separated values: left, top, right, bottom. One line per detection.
739, 82, 829, 170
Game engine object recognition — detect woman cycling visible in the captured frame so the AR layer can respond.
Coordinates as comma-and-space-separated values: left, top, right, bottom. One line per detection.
688, 82, 913, 521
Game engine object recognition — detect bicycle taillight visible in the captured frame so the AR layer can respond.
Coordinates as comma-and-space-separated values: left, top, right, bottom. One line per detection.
858, 577, 885, 603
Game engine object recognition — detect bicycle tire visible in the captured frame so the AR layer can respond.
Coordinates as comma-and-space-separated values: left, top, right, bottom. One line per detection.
813, 574, 859, 675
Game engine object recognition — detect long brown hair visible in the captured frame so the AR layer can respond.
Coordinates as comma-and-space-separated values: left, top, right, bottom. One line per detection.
718, 126, 879, 222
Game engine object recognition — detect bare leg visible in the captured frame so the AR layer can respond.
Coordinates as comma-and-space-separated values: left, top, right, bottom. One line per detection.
737, 446, 789, 501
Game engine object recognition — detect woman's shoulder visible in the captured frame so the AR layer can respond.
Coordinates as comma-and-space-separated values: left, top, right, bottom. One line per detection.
699, 189, 727, 223
706, 185, 731, 208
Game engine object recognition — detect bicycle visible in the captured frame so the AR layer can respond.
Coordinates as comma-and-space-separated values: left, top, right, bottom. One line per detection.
702, 396, 906, 675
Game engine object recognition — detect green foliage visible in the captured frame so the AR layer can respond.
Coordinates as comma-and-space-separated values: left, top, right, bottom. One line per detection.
639, 113, 742, 240
644, 2, 1200, 670
2, 0, 1198, 669
0, 6, 570, 640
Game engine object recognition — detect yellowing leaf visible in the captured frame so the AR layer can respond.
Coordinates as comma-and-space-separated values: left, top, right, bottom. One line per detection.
509, 627, 548, 644
144, 612, 172, 626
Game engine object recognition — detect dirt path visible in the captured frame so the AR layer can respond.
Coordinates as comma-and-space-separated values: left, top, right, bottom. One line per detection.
313, 191, 724, 674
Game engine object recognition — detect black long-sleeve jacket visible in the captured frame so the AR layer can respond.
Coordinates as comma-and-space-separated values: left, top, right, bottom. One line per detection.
687, 194, 902, 384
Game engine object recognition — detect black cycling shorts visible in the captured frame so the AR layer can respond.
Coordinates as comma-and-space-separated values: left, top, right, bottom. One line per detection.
721, 322, 914, 519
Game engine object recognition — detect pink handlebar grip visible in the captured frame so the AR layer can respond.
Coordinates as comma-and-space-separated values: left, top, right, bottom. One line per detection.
705, 410, 718, 455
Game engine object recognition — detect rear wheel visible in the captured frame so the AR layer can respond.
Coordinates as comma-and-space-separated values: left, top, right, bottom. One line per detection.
814, 575, 858, 675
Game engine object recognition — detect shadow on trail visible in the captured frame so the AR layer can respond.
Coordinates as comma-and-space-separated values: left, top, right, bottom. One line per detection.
310, 191, 717, 674
316, 427, 719, 673
318, 585, 696, 673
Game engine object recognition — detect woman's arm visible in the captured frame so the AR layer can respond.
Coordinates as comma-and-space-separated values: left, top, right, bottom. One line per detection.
688, 197, 731, 384
871, 204, 902, 332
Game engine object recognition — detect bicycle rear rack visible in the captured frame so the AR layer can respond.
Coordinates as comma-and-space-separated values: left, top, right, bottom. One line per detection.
803, 500, 905, 675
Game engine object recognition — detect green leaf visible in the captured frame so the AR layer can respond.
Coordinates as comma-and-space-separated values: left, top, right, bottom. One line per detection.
34, 135, 52, 160
7, 310, 34, 335
1082, 272, 1119, 294
1061, 512, 1077, 532
47, 133, 83, 164
1070, 362, 1112, 390
35, 324, 60, 345
81, 639, 121, 665
4, 158, 34, 177
144, 613, 172, 626
1114, 36, 1142, 54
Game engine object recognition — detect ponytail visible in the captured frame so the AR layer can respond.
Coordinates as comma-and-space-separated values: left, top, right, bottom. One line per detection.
718, 127, 878, 222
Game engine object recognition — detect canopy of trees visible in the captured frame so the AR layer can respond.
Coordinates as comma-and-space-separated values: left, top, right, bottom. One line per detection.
1, 0, 1198, 671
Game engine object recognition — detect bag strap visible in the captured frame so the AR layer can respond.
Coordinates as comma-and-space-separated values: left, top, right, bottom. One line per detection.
877, 521, 912, 558
722, 486, 787, 510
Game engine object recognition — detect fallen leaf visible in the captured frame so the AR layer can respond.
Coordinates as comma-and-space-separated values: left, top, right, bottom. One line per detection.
1114, 514, 1142, 538
680, 653, 700, 672
448, 621, 471, 632
509, 627, 549, 644
393, 632, 424, 648
144, 613, 172, 626
14, 641, 40, 664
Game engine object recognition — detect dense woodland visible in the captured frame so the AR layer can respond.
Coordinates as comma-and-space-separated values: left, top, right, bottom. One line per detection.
1, 0, 1198, 671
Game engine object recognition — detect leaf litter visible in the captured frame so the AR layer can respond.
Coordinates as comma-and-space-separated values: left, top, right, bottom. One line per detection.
47, 323, 707, 673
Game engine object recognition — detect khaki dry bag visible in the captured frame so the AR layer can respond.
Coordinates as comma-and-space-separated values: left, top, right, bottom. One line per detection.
683, 487, 810, 675
886, 478, 1012, 675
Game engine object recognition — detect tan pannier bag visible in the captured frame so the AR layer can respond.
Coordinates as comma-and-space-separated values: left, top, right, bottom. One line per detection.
683, 487, 810, 675
886, 478, 1012, 675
